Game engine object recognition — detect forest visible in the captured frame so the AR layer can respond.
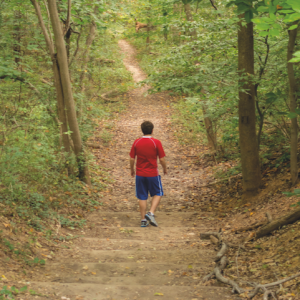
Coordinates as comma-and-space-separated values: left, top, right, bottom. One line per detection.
1, 0, 300, 299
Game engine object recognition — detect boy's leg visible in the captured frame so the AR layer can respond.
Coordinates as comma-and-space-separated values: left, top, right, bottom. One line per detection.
145, 176, 163, 227
149, 195, 161, 215
139, 200, 147, 220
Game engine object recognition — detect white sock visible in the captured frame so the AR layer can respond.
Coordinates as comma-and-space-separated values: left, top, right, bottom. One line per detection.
142, 218, 147, 221
148, 211, 154, 216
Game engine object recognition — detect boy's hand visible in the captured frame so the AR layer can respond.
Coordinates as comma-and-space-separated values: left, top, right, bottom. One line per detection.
159, 157, 167, 175
130, 158, 135, 177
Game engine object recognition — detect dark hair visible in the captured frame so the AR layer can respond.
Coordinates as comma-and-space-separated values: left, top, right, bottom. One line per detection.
141, 121, 154, 135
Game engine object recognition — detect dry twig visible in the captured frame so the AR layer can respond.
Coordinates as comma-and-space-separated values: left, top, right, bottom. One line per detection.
249, 272, 300, 298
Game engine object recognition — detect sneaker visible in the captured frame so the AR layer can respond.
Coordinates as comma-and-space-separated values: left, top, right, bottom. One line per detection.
141, 220, 149, 227
145, 212, 158, 227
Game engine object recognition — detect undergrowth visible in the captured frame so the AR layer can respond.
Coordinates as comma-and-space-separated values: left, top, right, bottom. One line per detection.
0, 30, 133, 235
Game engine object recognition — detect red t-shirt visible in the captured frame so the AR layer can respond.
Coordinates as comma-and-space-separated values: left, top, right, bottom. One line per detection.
129, 136, 166, 177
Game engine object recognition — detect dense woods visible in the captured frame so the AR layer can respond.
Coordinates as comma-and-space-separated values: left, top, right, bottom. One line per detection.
0, 0, 132, 230
127, 0, 300, 195
1, 0, 300, 298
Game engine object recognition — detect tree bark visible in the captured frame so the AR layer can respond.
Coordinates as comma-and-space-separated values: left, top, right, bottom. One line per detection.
287, 25, 298, 186
183, 4, 217, 151
78, 21, 97, 120
183, 3, 196, 38
13, 10, 22, 65
47, 0, 91, 185
65, 27, 72, 60
80, 21, 97, 87
30, 0, 70, 156
202, 104, 217, 151
238, 16, 261, 195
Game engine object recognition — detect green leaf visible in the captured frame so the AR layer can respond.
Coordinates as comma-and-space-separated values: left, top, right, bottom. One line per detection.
284, 12, 300, 22
269, 13, 276, 20
257, 6, 268, 12
237, 3, 251, 13
245, 10, 253, 23
19, 286, 28, 292
259, 31, 269, 37
256, 23, 271, 30
269, 28, 280, 36
289, 57, 300, 62
268, 4, 276, 14
287, 0, 300, 13
288, 24, 298, 30
273, 23, 282, 29
280, 10, 295, 13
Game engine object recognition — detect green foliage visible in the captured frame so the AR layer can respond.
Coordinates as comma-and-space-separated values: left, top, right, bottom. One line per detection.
123, 0, 299, 168
25, 257, 46, 266
283, 189, 300, 206
0, 0, 133, 234
0, 286, 27, 300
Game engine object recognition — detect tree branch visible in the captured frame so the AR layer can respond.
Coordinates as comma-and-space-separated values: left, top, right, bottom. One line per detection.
64, 0, 71, 35
209, 0, 217, 10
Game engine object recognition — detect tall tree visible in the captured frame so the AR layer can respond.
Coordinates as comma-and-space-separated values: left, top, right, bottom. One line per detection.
287, 24, 299, 186
238, 14, 261, 195
47, 0, 91, 185
30, 0, 71, 158
182, 0, 217, 151
31, 0, 91, 184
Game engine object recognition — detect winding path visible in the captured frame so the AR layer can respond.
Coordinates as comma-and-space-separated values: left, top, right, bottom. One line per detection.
30, 40, 235, 300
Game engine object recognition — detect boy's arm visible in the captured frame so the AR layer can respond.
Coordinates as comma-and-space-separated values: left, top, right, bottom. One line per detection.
130, 158, 135, 177
159, 157, 168, 175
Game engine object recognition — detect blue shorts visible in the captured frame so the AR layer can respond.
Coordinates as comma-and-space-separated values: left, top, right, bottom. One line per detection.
136, 175, 164, 200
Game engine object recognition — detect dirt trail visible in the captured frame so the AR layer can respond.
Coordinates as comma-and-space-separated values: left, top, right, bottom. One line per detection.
27, 40, 237, 300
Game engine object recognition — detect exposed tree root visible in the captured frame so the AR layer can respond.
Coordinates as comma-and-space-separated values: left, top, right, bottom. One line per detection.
86, 143, 101, 148
200, 231, 221, 241
215, 242, 228, 261
214, 260, 244, 294
201, 232, 244, 294
234, 221, 266, 233
263, 290, 277, 300
248, 272, 300, 298
234, 211, 273, 234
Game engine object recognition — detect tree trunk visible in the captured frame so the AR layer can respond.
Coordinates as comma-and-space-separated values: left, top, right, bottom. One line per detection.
183, 3, 196, 38
65, 27, 72, 61
47, 0, 91, 185
238, 16, 261, 196
30, 0, 71, 157
202, 104, 217, 151
13, 10, 22, 65
287, 26, 298, 186
183, 5, 217, 151
80, 21, 96, 87
78, 21, 97, 120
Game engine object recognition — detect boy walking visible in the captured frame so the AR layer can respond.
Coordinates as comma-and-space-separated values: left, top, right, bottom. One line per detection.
129, 121, 167, 227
